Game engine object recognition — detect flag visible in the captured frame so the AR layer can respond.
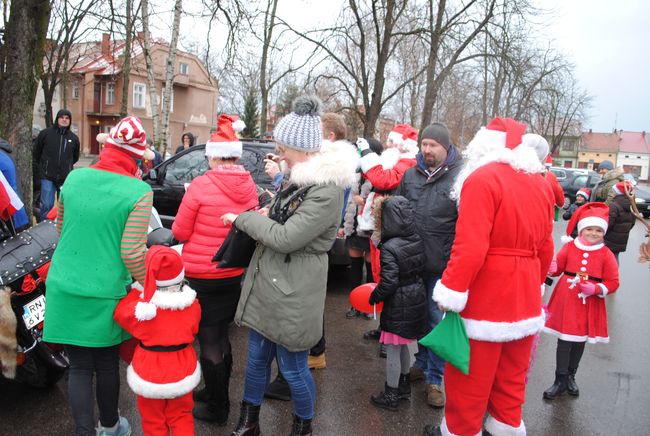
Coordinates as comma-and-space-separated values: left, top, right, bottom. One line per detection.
0, 171, 24, 221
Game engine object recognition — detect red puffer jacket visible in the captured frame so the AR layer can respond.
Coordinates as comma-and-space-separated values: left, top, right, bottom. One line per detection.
172, 165, 258, 278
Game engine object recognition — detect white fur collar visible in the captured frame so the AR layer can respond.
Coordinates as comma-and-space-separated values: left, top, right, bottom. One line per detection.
379, 147, 417, 168
573, 239, 604, 252
289, 139, 359, 188
149, 285, 197, 310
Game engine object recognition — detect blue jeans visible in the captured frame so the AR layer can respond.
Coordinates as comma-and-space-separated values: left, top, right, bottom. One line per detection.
40, 178, 61, 221
414, 274, 445, 385
243, 330, 316, 420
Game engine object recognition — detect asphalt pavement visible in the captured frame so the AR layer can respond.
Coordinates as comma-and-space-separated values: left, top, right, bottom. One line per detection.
1, 219, 649, 436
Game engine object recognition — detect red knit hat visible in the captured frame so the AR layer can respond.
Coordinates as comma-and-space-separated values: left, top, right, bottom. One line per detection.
387, 124, 419, 150
484, 117, 528, 150
562, 202, 609, 244
105, 116, 154, 160
205, 114, 243, 158
135, 246, 186, 321
612, 180, 633, 196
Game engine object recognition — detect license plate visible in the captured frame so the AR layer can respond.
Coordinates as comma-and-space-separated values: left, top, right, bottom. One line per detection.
22, 295, 46, 329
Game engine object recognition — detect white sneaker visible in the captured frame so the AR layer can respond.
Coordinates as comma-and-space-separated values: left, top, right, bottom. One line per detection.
97, 416, 131, 436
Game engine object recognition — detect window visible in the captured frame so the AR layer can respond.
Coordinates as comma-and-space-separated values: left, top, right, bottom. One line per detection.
106, 83, 115, 105
72, 82, 79, 99
133, 82, 146, 109
165, 149, 209, 183
550, 169, 566, 180
561, 139, 574, 151
572, 175, 588, 189
179, 62, 189, 75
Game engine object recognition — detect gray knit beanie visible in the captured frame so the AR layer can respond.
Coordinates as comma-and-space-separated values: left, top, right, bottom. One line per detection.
420, 123, 450, 150
273, 95, 323, 152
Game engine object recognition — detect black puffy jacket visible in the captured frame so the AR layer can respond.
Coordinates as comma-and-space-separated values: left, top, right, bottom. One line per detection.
33, 109, 80, 183
604, 195, 635, 253
369, 196, 428, 340
395, 146, 463, 275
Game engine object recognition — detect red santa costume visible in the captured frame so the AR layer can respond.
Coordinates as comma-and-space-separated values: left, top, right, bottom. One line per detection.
427, 118, 555, 436
114, 246, 201, 436
356, 124, 418, 281
544, 203, 619, 343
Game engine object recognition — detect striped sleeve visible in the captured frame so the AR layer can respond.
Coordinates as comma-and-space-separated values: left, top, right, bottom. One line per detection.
55, 196, 64, 234
121, 191, 153, 284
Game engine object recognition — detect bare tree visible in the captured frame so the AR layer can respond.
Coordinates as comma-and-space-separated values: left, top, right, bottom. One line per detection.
159, 0, 183, 157
119, 0, 135, 117
141, 0, 160, 145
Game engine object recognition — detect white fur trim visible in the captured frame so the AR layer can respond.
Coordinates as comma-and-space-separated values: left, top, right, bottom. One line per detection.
131, 282, 144, 291
463, 313, 545, 342
433, 280, 468, 312
573, 239, 604, 252
359, 152, 382, 173
440, 417, 480, 436
232, 119, 246, 133
126, 362, 201, 399
289, 139, 359, 188
597, 283, 608, 297
577, 216, 608, 234
135, 302, 157, 321
149, 285, 196, 310
205, 141, 243, 158
379, 147, 402, 169
156, 269, 185, 287
484, 414, 526, 436
387, 131, 404, 146
543, 327, 609, 344
560, 235, 574, 244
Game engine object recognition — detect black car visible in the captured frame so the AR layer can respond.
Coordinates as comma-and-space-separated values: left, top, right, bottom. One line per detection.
144, 141, 275, 228
550, 167, 601, 208
633, 186, 650, 218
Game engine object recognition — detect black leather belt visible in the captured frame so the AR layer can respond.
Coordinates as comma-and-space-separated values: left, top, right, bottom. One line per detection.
139, 342, 189, 352
564, 271, 602, 283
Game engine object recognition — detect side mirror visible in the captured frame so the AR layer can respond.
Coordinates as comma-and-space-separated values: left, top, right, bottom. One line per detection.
146, 169, 158, 181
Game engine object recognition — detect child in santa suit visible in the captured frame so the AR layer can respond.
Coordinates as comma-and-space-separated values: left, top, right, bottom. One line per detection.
542, 202, 619, 400
114, 246, 201, 436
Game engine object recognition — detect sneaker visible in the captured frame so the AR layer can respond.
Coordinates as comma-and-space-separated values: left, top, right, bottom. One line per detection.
426, 384, 445, 408
264, 374, 291, 401
97, 416, 131, 436
345, 308, 360, 319
308, 353, 326, 369
363, 329, 381, 340
361, 312, 374, 320
409, 366, 425, 382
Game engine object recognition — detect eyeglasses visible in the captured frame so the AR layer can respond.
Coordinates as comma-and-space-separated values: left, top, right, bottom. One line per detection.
275, 145, 286, 155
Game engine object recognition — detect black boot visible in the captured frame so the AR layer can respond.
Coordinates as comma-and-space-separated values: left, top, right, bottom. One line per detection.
363, 329, 380, 340
543, 373, 568, 400
398, 373, 411, 400
370, 383, 399, 411
264, 371, 291, 401
290, 415, 313, 436
195, 353, 234, 403
567, 367, 579, 396
193, 359, 230, 425
422, 425, 443, 435
230, 401, 261, 436
378, 343, 387, 358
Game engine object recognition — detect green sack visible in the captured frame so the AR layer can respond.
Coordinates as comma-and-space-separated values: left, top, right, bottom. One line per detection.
418, 312, 470, 375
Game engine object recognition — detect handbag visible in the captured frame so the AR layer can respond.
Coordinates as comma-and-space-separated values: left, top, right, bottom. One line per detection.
418, 311, 470, 375
212, 225, 257, 268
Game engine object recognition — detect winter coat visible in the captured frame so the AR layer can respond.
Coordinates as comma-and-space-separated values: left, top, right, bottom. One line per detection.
359, 147, 416, 192
172, 165, 258, 278
604, 194, 635, 253
33, 109, 80, 184
562, 202, 581, 221
234, 140, 358, 351
369, 196, 428, 340
395, 147, 463, 275
0, 138, 28, 228
591, 168, 624, 204
544, 170, 565, 208
342, 173, 373, 237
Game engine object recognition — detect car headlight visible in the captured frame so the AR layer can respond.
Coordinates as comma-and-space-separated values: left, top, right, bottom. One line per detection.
635, 198, 646, 204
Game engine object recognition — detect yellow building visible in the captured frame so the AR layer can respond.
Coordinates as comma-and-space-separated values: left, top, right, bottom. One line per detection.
577, 131, 619, 170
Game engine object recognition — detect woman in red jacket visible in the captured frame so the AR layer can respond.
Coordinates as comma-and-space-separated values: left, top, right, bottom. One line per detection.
172, 116, 258, 425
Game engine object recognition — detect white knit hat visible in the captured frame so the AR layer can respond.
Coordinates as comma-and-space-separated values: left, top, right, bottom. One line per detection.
273, 96, 323, 152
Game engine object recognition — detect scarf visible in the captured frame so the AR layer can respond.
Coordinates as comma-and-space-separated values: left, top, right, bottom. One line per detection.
91, 148, 141, 179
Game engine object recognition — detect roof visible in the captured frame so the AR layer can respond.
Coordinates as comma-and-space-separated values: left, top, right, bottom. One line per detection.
618, 131, 650, 154
69, 39, 144, 76
580, 132, 620, 153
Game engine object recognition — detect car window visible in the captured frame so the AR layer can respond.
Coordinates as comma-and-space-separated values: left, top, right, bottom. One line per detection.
550, 169, 566, 180
572, 175, 588, 188
165, 149, 208, 184
241, 149, 273, 190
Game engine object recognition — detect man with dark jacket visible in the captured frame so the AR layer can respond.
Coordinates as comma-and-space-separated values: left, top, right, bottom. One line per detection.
34, 109, 80, 221
394, 122, 463, 409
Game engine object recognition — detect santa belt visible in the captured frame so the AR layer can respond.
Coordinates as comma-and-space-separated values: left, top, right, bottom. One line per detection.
487, 247, 537, 257
563, 271, 602, 283
139, 342, 189, 352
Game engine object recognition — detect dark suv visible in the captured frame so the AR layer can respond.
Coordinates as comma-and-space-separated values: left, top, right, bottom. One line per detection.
550, 167, 601, 208
144, 141, 275, 228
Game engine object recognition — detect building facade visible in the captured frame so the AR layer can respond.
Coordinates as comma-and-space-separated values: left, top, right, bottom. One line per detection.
577, 131, 619, 171
616, 131, 650, 180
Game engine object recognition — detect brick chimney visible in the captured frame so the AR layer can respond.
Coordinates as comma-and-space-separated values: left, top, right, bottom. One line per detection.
101, 33, 110, 56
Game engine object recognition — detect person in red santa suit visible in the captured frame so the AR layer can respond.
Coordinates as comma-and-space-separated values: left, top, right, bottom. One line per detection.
114, 246, 201, 436
542, 202, 619, 400
424, 118, 555, 436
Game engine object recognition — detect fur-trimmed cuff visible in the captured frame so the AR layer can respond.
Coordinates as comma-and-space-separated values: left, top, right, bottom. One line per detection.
126, 363, 201, 399
135, 302, 157, 321
440, 417, 480, 436
484, 414, 526, 436
597, 283, 608, 298
433, 280, 468, 312
359, 152, 381, 173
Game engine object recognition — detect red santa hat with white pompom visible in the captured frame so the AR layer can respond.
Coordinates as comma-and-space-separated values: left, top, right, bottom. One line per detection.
205, 114, 244, 159
561, 202, 609, 244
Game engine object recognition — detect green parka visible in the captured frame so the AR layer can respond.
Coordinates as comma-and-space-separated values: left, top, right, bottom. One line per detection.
234, 140, 358, 351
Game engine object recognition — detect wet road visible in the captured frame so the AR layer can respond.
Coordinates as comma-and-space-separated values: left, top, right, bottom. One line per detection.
1, 220, 649, 435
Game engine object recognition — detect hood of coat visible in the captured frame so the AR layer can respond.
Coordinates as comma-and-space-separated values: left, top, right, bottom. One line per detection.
54, 109, 72, 133
205, 165, 259, 206
289, 139, 359, 188
0, 138, 13, 154
602, 167, 624, 182
378, 195, 416, 241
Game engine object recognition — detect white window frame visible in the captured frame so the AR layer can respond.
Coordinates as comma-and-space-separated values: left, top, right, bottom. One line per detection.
106, 83, 115, 105
71, 82, 80, 99
133, 82, 146, 109
179, 62, 189, 75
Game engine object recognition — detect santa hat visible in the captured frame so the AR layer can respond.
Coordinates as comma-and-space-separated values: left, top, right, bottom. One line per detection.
562, 202, 609, 244
612, 180, 633, 196
576, 188, 591, 200
135, 246, 186, 321
105, 116, 154, 160
545, 154, 553, 167
205, 114, 243, 158
387, 124, 418, 151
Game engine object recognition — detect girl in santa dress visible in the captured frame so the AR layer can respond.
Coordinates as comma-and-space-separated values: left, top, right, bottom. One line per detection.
543, 202, 619, 400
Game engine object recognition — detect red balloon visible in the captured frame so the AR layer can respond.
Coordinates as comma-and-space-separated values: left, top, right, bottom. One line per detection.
349, 283, 383, 314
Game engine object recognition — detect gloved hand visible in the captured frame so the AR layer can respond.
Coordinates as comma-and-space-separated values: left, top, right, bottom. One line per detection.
578, 281, 599, 296
368, 291, 379, 305
548, 258, 558, 275
356, 137, 370, 152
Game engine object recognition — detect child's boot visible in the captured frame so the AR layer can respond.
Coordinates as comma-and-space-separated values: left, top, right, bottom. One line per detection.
370, 383, 399, 411
543, 373, 568, 400
290, 415, 313, 435
567, 367, 580, 396
397, 373, 411, 400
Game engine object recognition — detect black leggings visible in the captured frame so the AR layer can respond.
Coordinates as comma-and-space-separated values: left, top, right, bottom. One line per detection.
64, 344, 120, 436
555, 339, 586, 375
198, 320, 232, 365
